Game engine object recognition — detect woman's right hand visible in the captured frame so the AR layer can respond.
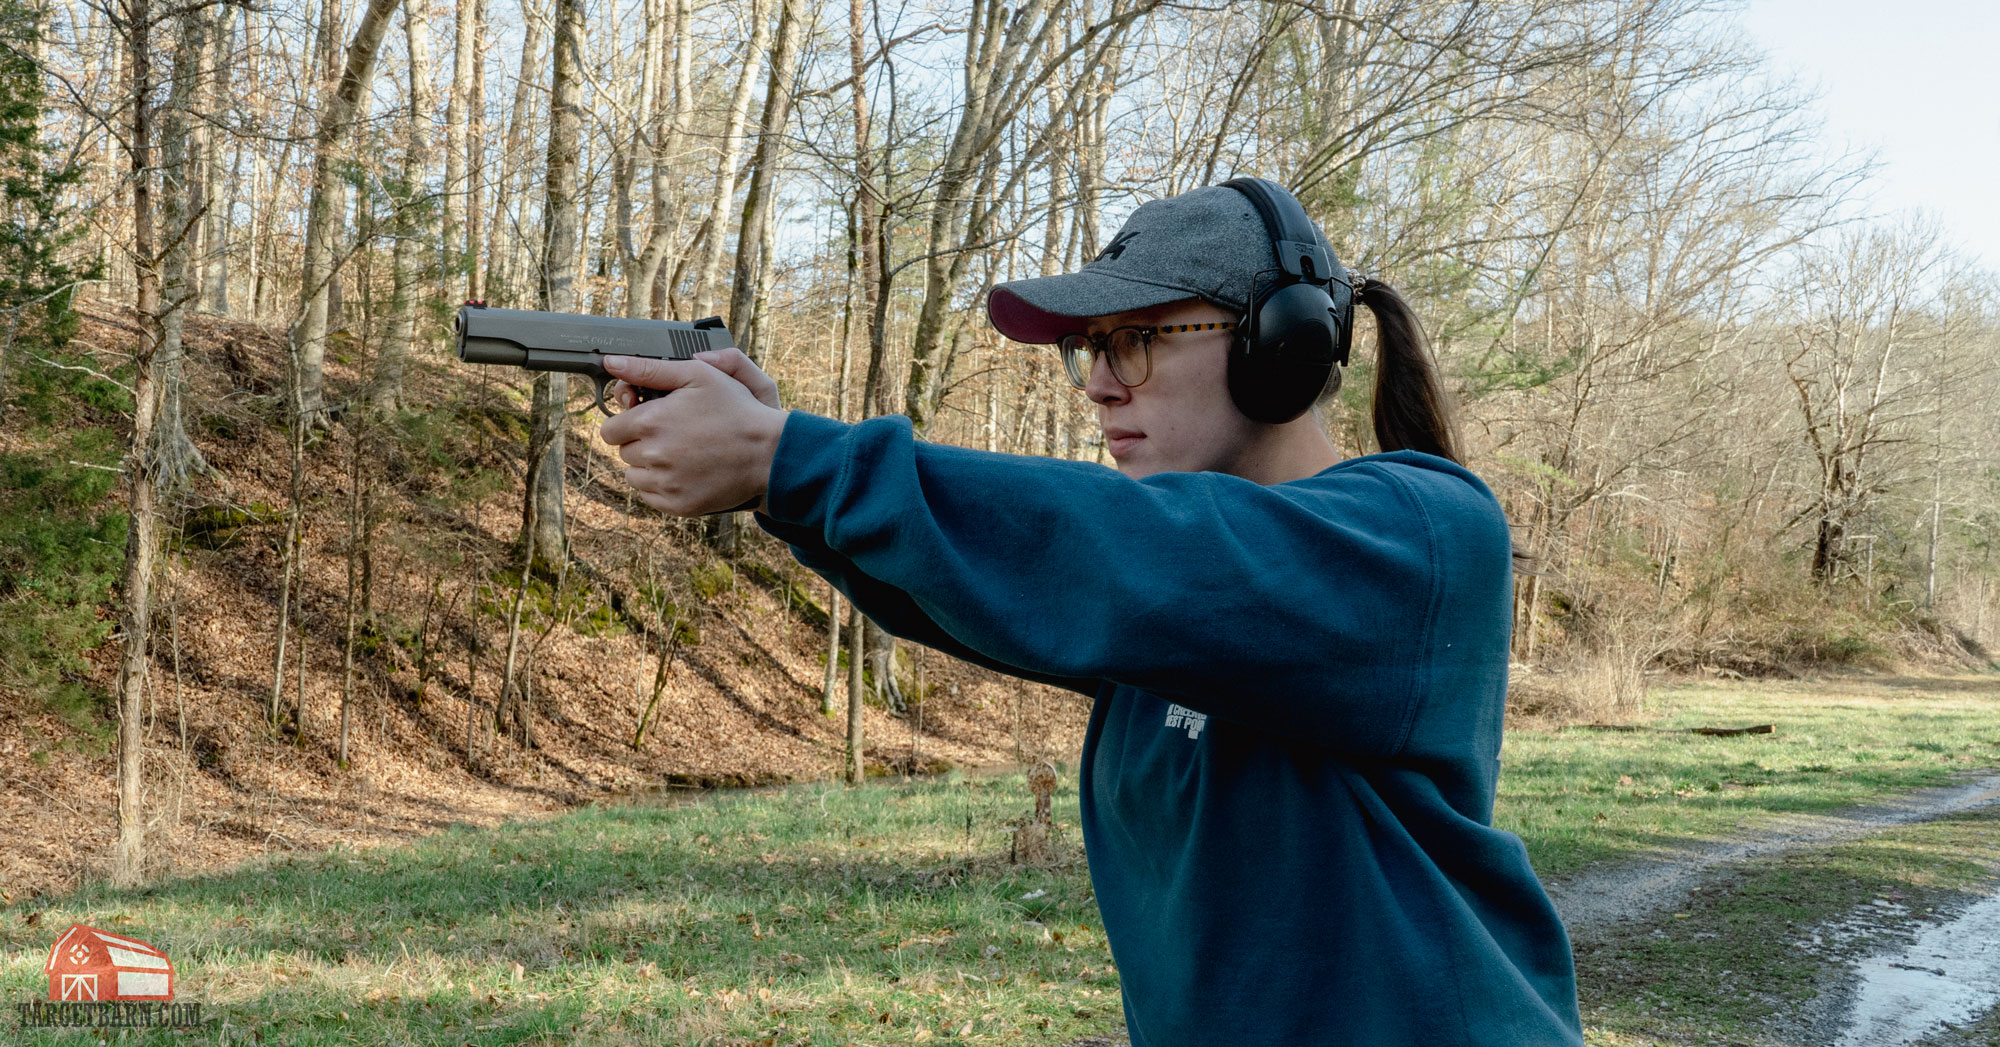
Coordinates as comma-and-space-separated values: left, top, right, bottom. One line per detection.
612, 347, 783, 411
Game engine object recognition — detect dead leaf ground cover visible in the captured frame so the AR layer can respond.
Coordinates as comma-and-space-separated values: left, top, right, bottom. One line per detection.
0, 310, 1090, 901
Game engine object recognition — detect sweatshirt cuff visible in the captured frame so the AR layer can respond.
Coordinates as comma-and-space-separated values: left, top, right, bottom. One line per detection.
760, 410, 855, 532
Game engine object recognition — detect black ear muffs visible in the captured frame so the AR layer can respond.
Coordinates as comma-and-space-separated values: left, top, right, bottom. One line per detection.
1219, 177, 1355, 424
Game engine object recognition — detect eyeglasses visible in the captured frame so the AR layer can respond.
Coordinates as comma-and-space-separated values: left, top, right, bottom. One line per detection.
1057, 322, 1236, 389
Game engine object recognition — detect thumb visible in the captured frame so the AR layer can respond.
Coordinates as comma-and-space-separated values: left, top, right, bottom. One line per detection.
695, 348, 782, 409
602, 354, 708, 393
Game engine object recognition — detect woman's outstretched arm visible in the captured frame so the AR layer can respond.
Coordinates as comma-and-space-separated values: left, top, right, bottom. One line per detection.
756, 410, 1514, 757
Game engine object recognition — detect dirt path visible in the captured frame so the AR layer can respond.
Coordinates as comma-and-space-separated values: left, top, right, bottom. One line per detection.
1556, 772, 2000, 1047
1064, 773, 2000, 1047
1545, 771, 2000, 943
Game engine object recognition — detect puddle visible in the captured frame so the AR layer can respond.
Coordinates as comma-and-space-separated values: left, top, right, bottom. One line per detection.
1833, 892, 2000, 1046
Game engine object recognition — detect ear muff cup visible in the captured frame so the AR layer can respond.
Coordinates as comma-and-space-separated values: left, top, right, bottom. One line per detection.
1217, 176, 1354, 425
1228, 280, 1343, 424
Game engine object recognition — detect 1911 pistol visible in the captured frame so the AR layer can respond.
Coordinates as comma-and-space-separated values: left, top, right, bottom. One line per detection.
453, 303, 736, 416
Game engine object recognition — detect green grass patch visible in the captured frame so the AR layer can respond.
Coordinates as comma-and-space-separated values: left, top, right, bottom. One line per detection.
0, 772, 1118, 1045
1500, 676, 2000, 878
4, 677, 1996, 1043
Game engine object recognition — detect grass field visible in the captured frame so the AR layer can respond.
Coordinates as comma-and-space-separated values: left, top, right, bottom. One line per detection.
3, 674, 1996, 1044
1499, 675, 2000, 878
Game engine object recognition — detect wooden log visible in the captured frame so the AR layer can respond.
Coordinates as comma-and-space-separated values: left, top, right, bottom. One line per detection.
1567, 723, 1777, 737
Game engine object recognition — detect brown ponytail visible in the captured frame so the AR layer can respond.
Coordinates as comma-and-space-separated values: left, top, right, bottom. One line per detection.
1351, 276, 1536, 572
1355, 277, 1461, 466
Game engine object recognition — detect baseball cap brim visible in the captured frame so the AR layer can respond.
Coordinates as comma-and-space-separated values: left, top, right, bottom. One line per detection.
987, 271, 1206, 345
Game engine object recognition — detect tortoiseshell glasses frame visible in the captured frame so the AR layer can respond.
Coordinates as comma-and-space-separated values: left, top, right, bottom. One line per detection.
1056, 321, 1237, 389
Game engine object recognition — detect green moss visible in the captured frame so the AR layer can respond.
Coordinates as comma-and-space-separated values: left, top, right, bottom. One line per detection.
689, 562, 736, 601
475, 565, 628, 638
175, 500, 284, 551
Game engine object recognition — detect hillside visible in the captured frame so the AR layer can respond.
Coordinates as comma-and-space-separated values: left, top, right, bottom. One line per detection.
0, 308, 1090, 899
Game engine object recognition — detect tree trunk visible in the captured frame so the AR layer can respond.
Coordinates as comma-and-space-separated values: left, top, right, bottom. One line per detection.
627, 0, 691, 317
150, 1, 215, 493
338, 418, 364, 767
198, 4, 235, 314
727, 0, 801, 355
372, 0, 432, 416
686, 0, 771, 320
846, 603, 866, 784
291, 0, 403, 428
496, 463, 540, 742
523, 0, 584, 565
444, 0, 476, 292
821, 587, 842, 716
492, 0, 546, 304
836, 190, 857, 421
112, 0, 163, 888
465, 0, 489, 301
868, 624, 904, 713
848, 0, 883, 417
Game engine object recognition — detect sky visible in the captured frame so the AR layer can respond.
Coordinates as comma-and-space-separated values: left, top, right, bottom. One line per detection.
1734, 0, 2000, 270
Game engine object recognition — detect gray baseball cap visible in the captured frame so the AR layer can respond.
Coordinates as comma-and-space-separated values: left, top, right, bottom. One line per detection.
987, 185, 1313, 345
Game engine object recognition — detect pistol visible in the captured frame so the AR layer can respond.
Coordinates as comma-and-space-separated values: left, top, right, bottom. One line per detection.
453, 303, 736, 416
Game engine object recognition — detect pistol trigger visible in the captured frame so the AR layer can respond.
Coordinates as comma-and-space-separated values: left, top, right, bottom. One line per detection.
592, 374, 616, 418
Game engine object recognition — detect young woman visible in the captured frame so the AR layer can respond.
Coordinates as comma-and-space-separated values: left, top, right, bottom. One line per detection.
597, 182, 1583, 1046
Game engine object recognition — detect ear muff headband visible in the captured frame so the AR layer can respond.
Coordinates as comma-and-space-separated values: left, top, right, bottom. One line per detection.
1223, 176, 1337, 287
1217, 177, 1355, 424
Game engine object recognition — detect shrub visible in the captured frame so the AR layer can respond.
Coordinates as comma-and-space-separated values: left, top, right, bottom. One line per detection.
0, 431, 125, 725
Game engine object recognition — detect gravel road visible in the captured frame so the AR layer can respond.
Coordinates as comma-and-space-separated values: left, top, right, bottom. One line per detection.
1546, 772, 2000, 942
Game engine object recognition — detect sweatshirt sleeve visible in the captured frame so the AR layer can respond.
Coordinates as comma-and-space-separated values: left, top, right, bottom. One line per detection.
752, 512, 1104, 697
757, 410, 1510, 756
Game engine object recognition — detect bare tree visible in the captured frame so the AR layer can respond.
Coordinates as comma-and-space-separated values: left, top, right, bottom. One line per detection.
523, 0, 586, 566
290, 0, 403, 428
900, 0, 1157, 430
1778, 222, 1949, 584
109, 0, 162, 887
626, 0, 692, 317
369, 0, 432, 415
727, 0, 804, 355
846, 603, 865, 784
150, 0, 218, 492
685, 0, 772, 320
443, 0, 478, 294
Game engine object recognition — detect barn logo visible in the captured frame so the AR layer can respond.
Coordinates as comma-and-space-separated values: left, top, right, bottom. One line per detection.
46, 924, 173, 1001
14, 924, 202, 1029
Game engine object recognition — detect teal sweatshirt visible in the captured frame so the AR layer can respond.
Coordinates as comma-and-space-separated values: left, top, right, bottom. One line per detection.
753, 410, 1583, 1047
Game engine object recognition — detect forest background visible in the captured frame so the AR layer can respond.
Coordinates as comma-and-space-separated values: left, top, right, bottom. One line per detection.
0, 0, 1996, 891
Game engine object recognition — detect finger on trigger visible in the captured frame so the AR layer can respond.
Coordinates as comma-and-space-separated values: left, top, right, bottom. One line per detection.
602, 354, 692, 389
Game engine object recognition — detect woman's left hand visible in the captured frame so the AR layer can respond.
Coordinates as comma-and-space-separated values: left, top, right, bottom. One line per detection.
597, 352, 790, 517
